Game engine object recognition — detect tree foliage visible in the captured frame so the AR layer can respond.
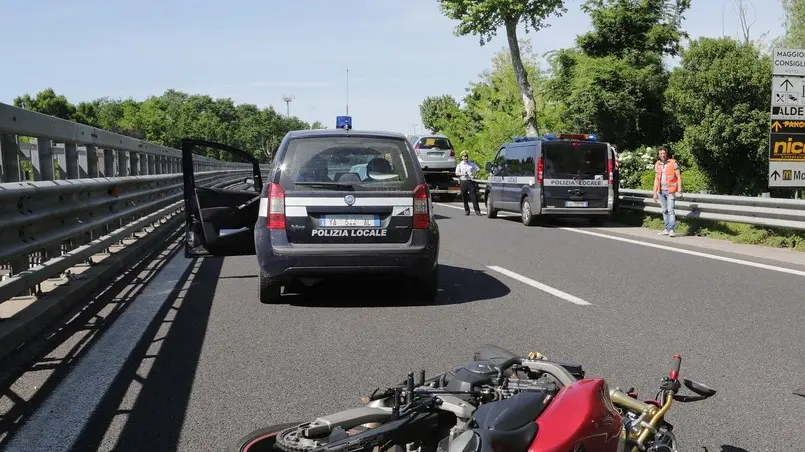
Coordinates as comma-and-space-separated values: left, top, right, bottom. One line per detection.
665, 37, 771, 196
775, 0, 805, 47
546, 0, 690, 150
438, 0, 568, 137
421, 0, 791, 197
13, 88, 320, 163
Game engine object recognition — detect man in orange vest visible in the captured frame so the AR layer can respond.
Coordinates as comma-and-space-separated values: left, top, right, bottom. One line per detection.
652, 145, 683, 237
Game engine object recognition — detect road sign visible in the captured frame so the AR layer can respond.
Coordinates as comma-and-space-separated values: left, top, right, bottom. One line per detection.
769, 48, 805, 188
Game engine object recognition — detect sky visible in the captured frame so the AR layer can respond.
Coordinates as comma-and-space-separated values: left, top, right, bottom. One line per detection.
1, 0, 786, 135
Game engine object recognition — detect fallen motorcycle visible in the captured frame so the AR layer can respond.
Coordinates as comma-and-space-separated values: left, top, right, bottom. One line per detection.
227, 344, 716, 452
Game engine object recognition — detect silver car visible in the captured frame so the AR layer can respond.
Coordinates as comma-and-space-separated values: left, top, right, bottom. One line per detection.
409, 135, 456, 172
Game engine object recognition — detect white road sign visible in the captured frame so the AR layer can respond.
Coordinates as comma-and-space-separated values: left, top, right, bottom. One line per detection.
773, 48, 805, 76
770, 48, 805, 188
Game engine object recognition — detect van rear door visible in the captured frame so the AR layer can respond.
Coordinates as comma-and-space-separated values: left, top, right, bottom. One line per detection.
542, 141, 610, 209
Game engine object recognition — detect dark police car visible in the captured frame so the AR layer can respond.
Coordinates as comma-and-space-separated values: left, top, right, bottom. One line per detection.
180, 116, 440, 304
484, 133, 616, 226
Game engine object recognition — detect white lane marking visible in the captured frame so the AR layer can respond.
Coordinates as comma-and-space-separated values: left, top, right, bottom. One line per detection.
437, 201, 805, 278
560, 227, 805, 278
4, 249, 193, 452
486, 265, 592, 306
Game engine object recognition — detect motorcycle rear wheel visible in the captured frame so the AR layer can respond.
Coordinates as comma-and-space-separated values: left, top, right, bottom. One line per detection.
227, 422, 301, 452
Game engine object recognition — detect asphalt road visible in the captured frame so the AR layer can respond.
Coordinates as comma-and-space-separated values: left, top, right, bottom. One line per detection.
4, 202, 805, 452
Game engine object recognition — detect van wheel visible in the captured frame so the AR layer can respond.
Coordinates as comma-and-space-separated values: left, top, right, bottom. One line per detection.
486, 195, 498, 218
521, 199, 536, 226
258, 275, 282, 304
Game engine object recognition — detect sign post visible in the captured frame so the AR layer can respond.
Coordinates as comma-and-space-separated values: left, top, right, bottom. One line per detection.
769, 48, 805, 188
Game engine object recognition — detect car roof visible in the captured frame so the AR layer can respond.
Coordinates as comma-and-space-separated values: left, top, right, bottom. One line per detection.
285, 129, 409, 140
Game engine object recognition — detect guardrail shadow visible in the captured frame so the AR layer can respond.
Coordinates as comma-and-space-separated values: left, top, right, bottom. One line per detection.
284, 264, 511, 308
70, 255, 224, 452
0, 228, 187, 448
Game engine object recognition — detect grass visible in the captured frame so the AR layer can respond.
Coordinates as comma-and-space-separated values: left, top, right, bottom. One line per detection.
614, 209, 805, 252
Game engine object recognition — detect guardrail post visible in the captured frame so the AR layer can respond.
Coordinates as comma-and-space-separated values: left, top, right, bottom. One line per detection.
86, 145, 98, 178
103, 148, 115, 177
55, 144, 67, 180
36, 137, 55, 181
65, 143, 79, 179
0, 133, 22, 182
139, 152, 148, 175
117, 150, 129, 177
148, 154, 156, 174
130, 152, 139, 176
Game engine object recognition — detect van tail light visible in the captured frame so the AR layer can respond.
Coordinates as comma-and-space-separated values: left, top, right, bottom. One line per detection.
536, 157, 544, 185
413, 184, 430, 229
607, 158, 613, 185
267, 182, 286, 230
449, 149, 455, 157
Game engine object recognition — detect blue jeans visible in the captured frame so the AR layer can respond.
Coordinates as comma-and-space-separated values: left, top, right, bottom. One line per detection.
658, 192, 676, 231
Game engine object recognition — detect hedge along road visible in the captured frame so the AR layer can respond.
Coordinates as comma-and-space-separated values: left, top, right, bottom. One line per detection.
3, 201, 805, 452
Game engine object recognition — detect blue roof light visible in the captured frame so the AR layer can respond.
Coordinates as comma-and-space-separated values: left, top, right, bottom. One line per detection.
542, 133, 558, 140
336, 116, 352, 130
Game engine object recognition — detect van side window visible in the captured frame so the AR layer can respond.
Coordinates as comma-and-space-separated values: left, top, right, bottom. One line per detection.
505, 147, 522, 176
493, 148, 507, 173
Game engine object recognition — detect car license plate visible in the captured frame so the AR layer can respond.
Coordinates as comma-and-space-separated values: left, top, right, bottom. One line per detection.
427, 152, 443, 157
321, 215, 380, 227
565, 201, 588, 208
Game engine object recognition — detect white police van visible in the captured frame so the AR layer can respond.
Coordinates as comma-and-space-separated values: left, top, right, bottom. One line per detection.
483, 133, 616, 226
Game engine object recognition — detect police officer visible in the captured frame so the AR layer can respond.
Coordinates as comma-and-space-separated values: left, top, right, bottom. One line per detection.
455, 150, 481, 216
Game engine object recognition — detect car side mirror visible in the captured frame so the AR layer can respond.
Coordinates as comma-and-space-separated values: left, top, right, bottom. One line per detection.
485, 162, 493, 173
244, 177, 255, 187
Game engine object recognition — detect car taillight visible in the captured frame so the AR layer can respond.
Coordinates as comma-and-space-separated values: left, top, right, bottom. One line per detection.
607, 158, 613, 185
267, 182, 285, 230
413, 183, 430, 229
449, 149, 455, 157
536, 157, 544, 185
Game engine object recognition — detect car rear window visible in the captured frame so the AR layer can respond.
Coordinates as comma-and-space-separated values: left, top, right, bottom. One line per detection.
543, 142, 608, 178
415, 137, 453, 150
277, 136, 418, 192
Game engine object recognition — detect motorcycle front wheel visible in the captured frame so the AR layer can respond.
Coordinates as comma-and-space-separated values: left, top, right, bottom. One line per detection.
226, 422, 301, 452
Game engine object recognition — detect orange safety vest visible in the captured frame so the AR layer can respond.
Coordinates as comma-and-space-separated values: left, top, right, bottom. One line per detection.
654, 159, 679, 193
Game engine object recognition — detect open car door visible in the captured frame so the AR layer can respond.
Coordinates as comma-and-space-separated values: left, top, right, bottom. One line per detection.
181, 139, 264, 257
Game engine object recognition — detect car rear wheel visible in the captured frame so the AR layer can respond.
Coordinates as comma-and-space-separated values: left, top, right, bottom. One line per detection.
258, 274, 282, 304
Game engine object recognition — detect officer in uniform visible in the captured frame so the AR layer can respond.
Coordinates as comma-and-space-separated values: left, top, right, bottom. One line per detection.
455, 150, 481, 216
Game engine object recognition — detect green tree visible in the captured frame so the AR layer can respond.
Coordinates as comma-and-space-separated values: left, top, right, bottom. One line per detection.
547, 0, 690, 150
419, 94, 472, 138
438, 0, 567, 137
774, 0, 805, 47
13, 88, 77, 120
665, 37, 771, 195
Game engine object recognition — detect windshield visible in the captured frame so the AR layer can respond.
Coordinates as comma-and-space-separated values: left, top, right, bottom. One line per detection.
277, 136, 417, 191
415, 137, 453, 150
543, 142, 608, 178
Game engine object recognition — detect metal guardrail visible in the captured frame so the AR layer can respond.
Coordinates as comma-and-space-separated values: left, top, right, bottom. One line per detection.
468, 180, 805, 230
0, 102, 266, 306
619, 189, 805, 231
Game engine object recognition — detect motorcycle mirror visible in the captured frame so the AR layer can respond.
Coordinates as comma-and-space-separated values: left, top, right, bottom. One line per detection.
683, 378, 717, 398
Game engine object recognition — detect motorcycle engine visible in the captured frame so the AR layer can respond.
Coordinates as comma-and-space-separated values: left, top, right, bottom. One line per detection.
443, 360, 500, 397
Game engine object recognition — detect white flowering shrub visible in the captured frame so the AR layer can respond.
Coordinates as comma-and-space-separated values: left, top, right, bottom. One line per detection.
618, 146, 656, 188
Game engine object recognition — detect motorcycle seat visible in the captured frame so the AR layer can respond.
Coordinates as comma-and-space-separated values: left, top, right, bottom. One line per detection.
470, 391, 546, 451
